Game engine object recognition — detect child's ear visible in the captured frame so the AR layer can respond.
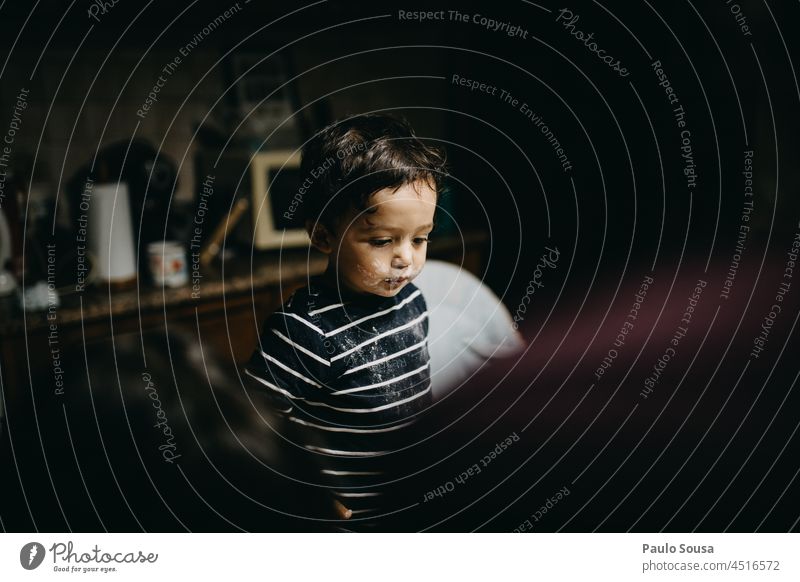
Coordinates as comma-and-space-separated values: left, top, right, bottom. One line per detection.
307, 220, 334, 254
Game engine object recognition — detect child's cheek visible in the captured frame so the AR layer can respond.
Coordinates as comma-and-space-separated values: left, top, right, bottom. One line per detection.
355, 261, 379, 287
355, 263, 372, 278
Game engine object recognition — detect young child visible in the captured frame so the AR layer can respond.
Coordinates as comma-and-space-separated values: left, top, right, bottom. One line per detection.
245, 113, 446, 527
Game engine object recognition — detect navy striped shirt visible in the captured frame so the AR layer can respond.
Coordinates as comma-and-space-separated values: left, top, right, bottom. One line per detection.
245, 276, 431, 521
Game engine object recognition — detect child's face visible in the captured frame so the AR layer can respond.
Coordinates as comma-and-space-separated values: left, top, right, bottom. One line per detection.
317, 180, 437, 298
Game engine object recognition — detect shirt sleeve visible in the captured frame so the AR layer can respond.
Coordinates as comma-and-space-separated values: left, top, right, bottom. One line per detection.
245, 309, 366, 516
244, 309, 330, 412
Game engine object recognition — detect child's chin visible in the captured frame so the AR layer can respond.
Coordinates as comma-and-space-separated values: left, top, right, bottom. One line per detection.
372, 280, 408, 297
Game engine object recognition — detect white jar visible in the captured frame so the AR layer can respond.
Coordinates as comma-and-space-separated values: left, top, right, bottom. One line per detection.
147, 240, 189, 287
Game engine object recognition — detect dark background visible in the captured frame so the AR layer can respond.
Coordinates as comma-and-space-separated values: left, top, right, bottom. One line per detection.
1, 0, 799, 532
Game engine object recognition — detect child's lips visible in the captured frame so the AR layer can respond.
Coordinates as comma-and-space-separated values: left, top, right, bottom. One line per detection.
384, 276, 408, 286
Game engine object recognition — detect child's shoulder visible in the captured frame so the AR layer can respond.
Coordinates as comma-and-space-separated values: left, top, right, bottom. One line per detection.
272, 281, 348, 338
281, 280, 341, 319
279, 278, 426, 326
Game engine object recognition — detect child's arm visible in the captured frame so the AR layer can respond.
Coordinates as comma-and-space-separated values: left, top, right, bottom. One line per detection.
243, 310, 352, 520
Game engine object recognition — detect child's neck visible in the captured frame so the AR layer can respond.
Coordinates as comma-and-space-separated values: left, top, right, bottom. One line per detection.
318, 265, 384, 304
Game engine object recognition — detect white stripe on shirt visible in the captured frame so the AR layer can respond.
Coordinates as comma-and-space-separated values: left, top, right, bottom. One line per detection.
302, 384, 431, 414
325, 289, 421, 337
321, 469, 383, 476
341, 338, 427, 376
245, 369, 303, 401
304, 445, 389, 457
307, 302, 345, 316
271, 328, 330, 366
261, 351, 322, 388
274, 311, 325, 335
288, 416, 414, 433
331, 364, 429, 396
253, 373, 430, 414
331, 311, 428, 362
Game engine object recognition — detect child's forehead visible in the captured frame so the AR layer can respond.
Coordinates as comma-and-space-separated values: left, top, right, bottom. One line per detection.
353, 204, 433, 231
359, 210, 432, 231
339, 179, 436, 232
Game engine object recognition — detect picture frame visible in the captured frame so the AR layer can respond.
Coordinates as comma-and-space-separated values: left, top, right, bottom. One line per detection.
250, 150, 310, 249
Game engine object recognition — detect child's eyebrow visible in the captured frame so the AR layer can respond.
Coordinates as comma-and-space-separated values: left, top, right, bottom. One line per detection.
361, 221, 434, 232
362, 218, 382, 231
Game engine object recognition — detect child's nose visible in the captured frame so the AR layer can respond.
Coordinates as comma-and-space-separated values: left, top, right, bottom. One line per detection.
392, 242, 413, 269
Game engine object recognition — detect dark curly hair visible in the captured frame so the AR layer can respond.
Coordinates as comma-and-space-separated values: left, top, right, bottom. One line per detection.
299, 113, 447, 230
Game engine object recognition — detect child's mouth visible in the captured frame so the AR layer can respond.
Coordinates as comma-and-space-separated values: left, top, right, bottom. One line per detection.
384, 277, 408, 287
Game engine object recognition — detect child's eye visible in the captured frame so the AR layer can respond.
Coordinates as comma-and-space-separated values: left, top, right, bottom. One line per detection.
413, 237, 429, 245
369, 239, 392, 247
